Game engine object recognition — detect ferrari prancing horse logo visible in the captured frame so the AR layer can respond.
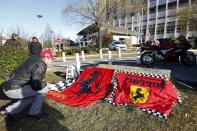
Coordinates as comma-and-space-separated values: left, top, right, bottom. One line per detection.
130, 86, 150, 104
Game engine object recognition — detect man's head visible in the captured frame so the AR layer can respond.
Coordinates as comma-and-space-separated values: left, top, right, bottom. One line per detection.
32, 37, 38, 43
11, 33, 18, 40
40, 49, 56, 65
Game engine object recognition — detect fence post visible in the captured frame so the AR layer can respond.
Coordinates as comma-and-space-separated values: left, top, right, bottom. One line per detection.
81, 51, 85, 61
118, 48, 121, 59
100, 49, 103, 60
108, 50, 112, 65
136, 47, 141, 64
75, 53, 80, 72
62, 52, 66, 62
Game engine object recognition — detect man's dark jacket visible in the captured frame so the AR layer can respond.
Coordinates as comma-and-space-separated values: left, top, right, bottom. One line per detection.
4, 39, 21, 48
3, 55, 47, 91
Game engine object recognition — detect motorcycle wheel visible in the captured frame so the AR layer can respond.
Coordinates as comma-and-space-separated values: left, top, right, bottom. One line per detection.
180, 51, 196, 66
140, 51, 155, 66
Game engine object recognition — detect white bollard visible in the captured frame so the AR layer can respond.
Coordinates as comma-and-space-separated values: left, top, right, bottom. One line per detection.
100, 49, 103, 60
118, 47, 121, 59
62, 52, 66, 62
136, 47, 141, 64
81, 51, 85, 61
108, 50, 112, 65
75, 53, 80, 72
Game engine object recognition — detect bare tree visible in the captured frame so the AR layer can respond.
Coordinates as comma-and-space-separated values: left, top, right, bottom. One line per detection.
7, 25, 31, 39
174, 1, 197, 35
43, 24, 53, 48
63, 0, 120, 49
6, 25, 31, 47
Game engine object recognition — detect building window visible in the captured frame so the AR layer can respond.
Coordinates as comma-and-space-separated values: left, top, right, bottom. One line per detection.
157, 17, 165, 20
166, 27, 175, 34
158, 4, 166, 12
143, 29, 146, 34
149, 7, 156, 14
168, 1, 177, 10
166, 22, 175, 34
149, 18, 156, 21
148, 24, 155, 35
157, 23, 165, 34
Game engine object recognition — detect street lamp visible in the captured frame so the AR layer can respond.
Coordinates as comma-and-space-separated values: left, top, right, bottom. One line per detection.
36, 15, 43, 47
50, 30, 56, 51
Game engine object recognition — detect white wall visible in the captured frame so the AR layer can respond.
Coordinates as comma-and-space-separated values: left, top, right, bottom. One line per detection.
112, 35, 138, 45
112, 35, 130, 41
131, 36, 138, 45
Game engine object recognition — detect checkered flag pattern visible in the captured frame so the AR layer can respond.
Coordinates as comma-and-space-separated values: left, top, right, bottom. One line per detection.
105, 69, 181, 119
49, 78, 76, 92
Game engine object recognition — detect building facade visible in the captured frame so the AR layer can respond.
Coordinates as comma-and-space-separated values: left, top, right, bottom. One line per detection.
108, 0, 197, 43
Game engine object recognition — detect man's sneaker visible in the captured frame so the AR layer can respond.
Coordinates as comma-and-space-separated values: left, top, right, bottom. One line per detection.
28, 112, 48, 120
0, 110, 7, 115
0, 110, 15, 121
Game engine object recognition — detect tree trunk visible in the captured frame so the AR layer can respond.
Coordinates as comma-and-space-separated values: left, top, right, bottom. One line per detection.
97, 25, 102, 49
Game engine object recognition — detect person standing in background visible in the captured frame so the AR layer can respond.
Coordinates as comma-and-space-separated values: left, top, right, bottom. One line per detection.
4, 33, 21, 48
28, 37, 42, 55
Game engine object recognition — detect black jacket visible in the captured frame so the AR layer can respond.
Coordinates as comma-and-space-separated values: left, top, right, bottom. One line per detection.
4, 39, 21, 48
3, 55, 47, 91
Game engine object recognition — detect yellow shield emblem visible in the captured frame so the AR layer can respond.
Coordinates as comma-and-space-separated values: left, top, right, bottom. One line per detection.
130, 86, 150, 104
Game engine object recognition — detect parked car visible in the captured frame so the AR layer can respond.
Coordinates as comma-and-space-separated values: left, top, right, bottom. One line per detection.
109, 41, 127, 51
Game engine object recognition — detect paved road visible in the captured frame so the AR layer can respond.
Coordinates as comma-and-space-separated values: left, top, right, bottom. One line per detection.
57, 50, 197, 61
49, 50, 197, 88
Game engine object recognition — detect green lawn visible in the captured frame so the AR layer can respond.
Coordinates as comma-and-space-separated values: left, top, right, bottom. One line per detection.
0, 72, 197, 131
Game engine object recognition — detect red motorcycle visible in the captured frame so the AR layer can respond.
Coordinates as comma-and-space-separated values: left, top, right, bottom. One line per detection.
139, 36, 196, 66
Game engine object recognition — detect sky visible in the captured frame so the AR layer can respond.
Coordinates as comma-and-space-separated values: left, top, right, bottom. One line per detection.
0, 0, 85, 41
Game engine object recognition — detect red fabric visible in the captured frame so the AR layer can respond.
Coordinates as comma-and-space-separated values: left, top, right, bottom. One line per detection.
47, 67, 114, 108
107, 73, 179, 115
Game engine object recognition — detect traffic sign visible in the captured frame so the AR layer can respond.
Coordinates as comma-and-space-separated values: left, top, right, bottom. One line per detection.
56, 37, 61, 43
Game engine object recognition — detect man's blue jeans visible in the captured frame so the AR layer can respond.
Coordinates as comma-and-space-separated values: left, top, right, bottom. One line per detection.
3, 85, 49, 116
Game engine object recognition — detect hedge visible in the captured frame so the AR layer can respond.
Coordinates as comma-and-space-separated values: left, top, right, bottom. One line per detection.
0, 46, 28, 84
65, 47, 81, 55
55, 47, 99, 56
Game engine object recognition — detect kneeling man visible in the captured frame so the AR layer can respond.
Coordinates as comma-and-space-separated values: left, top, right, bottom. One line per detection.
1, 43, 51, 120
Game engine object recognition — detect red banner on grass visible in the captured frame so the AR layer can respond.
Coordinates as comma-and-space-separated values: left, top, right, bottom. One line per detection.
47, 67, 114, 108
106, 71, 180, 118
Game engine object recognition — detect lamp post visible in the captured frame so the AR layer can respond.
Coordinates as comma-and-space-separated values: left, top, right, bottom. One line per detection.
0, 28, 3, 45
50, 30, 55, 51
36, 15, 43, 47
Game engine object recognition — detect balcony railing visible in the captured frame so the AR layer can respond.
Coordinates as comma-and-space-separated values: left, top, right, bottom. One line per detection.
157, 18, 166, 23
157, 11, 166, 17
149, 13, 156, 19
158, 0, 166, 5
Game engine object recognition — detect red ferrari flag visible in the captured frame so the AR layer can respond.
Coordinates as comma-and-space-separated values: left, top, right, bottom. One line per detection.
47, 67, 114, 108
106, 69, 181, 119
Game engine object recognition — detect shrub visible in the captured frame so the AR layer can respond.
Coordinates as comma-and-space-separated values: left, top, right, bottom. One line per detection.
55, 51, 62, 57
81, 47, 98, 54
0, 46, 28, 84
65, 47, 81, 55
